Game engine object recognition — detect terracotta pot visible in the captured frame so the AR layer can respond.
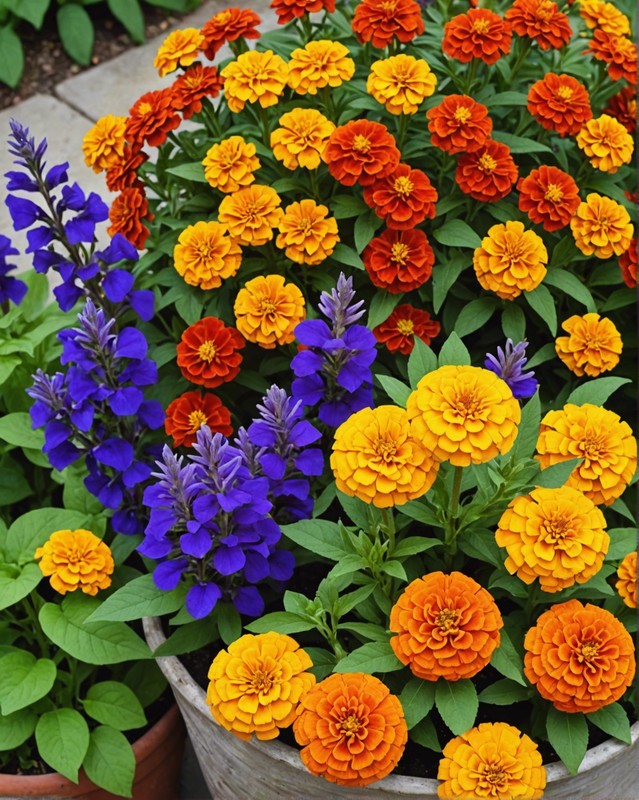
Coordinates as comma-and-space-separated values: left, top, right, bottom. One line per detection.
0, 703, 186, 800
143, 615, 639, 800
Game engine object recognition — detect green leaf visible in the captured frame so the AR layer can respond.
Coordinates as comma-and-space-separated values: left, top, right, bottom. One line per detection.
175, 292, 204, 325
524, 284, 557, 335
535, 458, 582, 489
490, 627, 526, 685
333, 641, 403, 674
87, 574, 187, 622
0, 652, 56, 715
454, 298, 497, 338
83, 681, 146, 731
543, 270, 596, 312
367, 291, 402, 330
0, 412, 44, 449
12, 0, 49, 28
217, 603, 242, 646
605, 529, 638, 561
330, 195, 368, 219
305, 647, 336, 681
165, 162, 208, 183
354, 210, 379, 253
334, 583, 376, 617
501, 303, 526, 342
36, 709, 90, 783
0, 464, 31, 506
526, 342, 557, 369
478, 679, 530, 705
280, 519, 350, 561
546, 707, 588, 775
408, 338, 437, 388
0, 708, 37, 749
512, 391, 541, 461
380, 559, 407, 580
587, 703, 632, 745
336, 622, 390, 643
57, 4, 94, 65
0, 27, 24, 89
399, 500, 440, 526
433, 219, 482, 249
376, 374, 411, 406
435, 679, 478, 735
492, 131, 553, 153
336, 490, 380, 531
153, 618, 219, 657
565, 377, 632, 407
392, 536, 440, 558
83, 726, 135, 798
400, 678, 436, 729
327, 553, 370, 579
438, 332, 471, 366
331, 243, 364, 270
410, 716, 440, 751
488, 91, 529, 106
432, 253, 467, 313
107, 0, 145, 43
245, 612, 317, 635
5, 508, 92, 565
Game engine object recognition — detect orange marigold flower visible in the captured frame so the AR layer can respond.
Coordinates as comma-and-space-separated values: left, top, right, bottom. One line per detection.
373, 304, 440, 355
126, 88, 181, 148
173, 221, 242, 290
153, 27, 204, 77
363, 163, 437, 230
293, 672, 407, 787
473, 220, 548, 300
578, 0, 631, 36
618, 237, 637, 287
576, 114, 634, 173
352, 0, 424, 49
104, 144, 147, 192
406, 365, 521, 466
221, 50, 288, 113
390, 572, 503, 681
203, 136, 260, 194
34, 529, 114, 596
616, 551, 637, 608
207, 632, 315, 741
517, 165, 580, 232
363, 228, 435, 293
330, 405, 439, 508
437, 722, 546, 800
495, 486, 609, 593
233, 274, 305, 349
200, 7, 261, 61
82, 114, 127, 173
536, 402, 637, 506
523, 599, 636, 713
164, 390, 233, 448
324, 119, 400, 187
217, 185, 283, 247
107, 187, 154, 250
586, 30, 637, 85
176, 317, 245, 389
275, 200, 339, 265
270, 108, 335, 170
555, 313, 622, 377
527, 72, 592, 136
272, 0, 336, 25
287, 40, 355, 96
170, 64, 224, 119
455, 139, 518, 202
505, 0, 572, 51
570, 193, 633, 259
442, 9, 512, 65
604, 86, 637, 133
426, 94, 492, 155
367, 54, 437, 115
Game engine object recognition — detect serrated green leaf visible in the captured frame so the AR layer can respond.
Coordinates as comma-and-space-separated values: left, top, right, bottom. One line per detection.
83, 725, 135, 797
0, 652, 56, 715
435, 679, 478, 735
490, 627, 526, 685
57, 5, 94, 65
478, 679, 530, 705
87, 574, 187, 622
408, 338, 438, 388
454, 298, 497, 338
36, 709, 89, 782
0, 28, 24, 88
376, 374, 411, 406
438, 332, 471, 366
333, 641, 403, 674
524, 284, 557, 335
83, 682, 146, 731
281, 519, 350, 561
535, 458, 582, 489
587, 703, 632, 745
565, 377, 632, 407
546, 707, 588, 775
0, 708, 37, 749
400, 678, 436, 729
245, 612, 317, 635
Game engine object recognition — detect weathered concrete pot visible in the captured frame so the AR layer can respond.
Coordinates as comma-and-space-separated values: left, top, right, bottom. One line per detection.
143, 616, 639, 800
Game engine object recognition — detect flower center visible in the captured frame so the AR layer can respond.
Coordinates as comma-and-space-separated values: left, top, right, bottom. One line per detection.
393, 175, 414, 197
390, 242, 410, 265
536, 0, 554, 20
373, 435, 398, 462
188, 409, 208, 432
249, 668, 274, 694
482, 763, 507, 788
260, 299, 278, 317
472, 18, 491, 34
380, 0, 398, 15
198, 340, 217, 362
557, 85, 573, 101
542, 514, 574, 543
296, 215, 316, 235
581, 432, 605, 460
397, 319, 414, 335
436, 608, 460, 633
138, 101, 152, 115
580, 641, 599, 662
478, 153, 497, 173
339, 713, 363, 738
214, 10, 231, 25
544, 183, 564, 202
352, 134, 372, 153
453, 390, 482, 419
454, 105, 472, 123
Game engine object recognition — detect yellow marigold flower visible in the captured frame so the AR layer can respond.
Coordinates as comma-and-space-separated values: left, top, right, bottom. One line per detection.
82, 114, 127, 173
578, 0, 631, 36
221, 50, 288, 113
330, 405, 439, 508
206, 632, 315, 741
202, 136, 261, 194
234, 274, 305, 349
555, 312, 623, 377
616, 551, 637, 608
495, 486, 609, 593
34, 529, 114, 596
270, 108, 335, 170
437, 722, 546, 800
217, 185, 283, 247
473, 220, 548, 300
173, 221, 242, 290
570, 193, 633, 259
287, 40, 355, 96
153, 27, 204, 77
536, 402, 637, 506
275, 200, 339, 265
367, 54, 437, 115
407, 365, 521, 467
576, 114, 634, 173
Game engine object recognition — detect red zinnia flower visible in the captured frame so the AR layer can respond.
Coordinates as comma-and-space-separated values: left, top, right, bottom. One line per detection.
171, 65, 224, 120
272, 0, 336, 25
125, 88, 181, 148
200, 7, 261, 60
107, 187, 154, 250
517, 165, 580, 232
604, 86, 637, 133
426, 94, 492, 154
619, 238, 637, 288
363, 228, 435, 293
324, 119, 400, 186
363, 163, 437, 230
104, 145, 147, 192
456, 140, 518, 203
164, 390, 233, 447
505, 0, 572, 51
176, 317, 245, 389
442, 9, 512, 65
527, 73, 593, 136
352, 0, 424, 48
373, 304, 440, 355
587, 31, 637, 85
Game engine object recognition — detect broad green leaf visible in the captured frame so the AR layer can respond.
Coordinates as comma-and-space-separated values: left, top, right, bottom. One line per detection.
0, 355, 21, 386
492, 131, 553, 153
454, 298, 497, 338
0, 652, 56, 715
478, 679, 530, 705
458, 529, 502, 567
435, 679, 478, 735
12, 0, 49, 28
87, 574, 187, 622
438, 332, 471, 366
399, 500, 440, 526
526, 342, 557, 369
0, 708, 37, 749
433, 219, 481, 249
334, 583, 376, 617
354, 210, 379, 253
327, 554, 370, 579
0, 466, 31, 507
281, 519, 350, 561
175, 292, 203, 325
587, 703, 632, 745
605, 529, 638, 561
410, 716, 440, 751
304, 647, 336, 681
153, 618, 219, 657
488, 91, 529, 106
5, 508, 92, 564
501, 303, 526, 342
566, 377, 632, 407
331, 243, 364, 270
546, 707, 588, 775
333, 641, 403, 674
400, 678, 436, 729
376, 374, 411, 406
543, 270, 596, 312
535, 458, 582, 489
36, 709, 89, 782
83, 726, 135, 798
165, 162, 208, 183
336, 622, 390, 643
367, 291, 402, 330
0, 562, 42, 611
0, 28, 24, 88
490, 627, 526, 685
432, 253, 467, 313
408, 338, 438, 387
0, 412, 44, 449
217, 603, 242, 646
512, 391, 541, 461
524, 284, 557, 335
245, 612, 317, 635
336, 490, 380, 531
57, 4, 94, 65
330, 195, 368, 219
107, 0, 144, 43
380, 560, 407, 581
392, 536, 440, 558
83, 681, 146, 731
122, 661, 167, 710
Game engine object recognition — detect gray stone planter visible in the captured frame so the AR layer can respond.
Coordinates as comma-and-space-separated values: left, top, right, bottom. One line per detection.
143, 616, 639, 800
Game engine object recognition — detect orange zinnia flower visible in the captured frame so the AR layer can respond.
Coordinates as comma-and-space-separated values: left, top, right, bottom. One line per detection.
82, 114, 127, 173
351, 0, 424, 49
616, 551, 637, 608
536, 402, 637, 506
363, 163, 437, 230
221, 50, 288, 113
390, 572, 503, 681
173, 221, 242, 290
505, 0, 572, 51
153, 27, 204, 77
126, 88, 181, 148
426, 94, 492, 154
576, 114, 634, 173
200, 7, 261, 60
442, 9, 512, 65
287, 40, 355, 96
105, 145, 147, 192
272, 0, 336, 24
456, 139, 518, 203
527, 72, 592, 136
524, 600, 636, 713
604, 86, 637, 133
107, 187, 154, 250
164, 390, 233, 447
367, 54, 437, 115
203, 136, 260, 194
570, 193, 633, 259
217, 185, 283, 247
293, 672, 408, 787
363, 228, 435, 293
233, 274, 305, 349
555, 313, 623, 377
34, 529, 114, 596
275, 200, 339, 265
373, 304, 440, 355
618, 237, 637, 287
176, 317, 245, 389
586, 30, 637, 85
579, 0, 631, 36
170, 64, 224, 120
270, 108, 335, 170
323, 119, 400, 187
517, 165, 580, 232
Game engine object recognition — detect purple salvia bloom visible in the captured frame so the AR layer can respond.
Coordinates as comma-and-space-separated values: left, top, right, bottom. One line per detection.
0, 234, 27, 306
317, 272, 366, 337
484, 339, 538, 400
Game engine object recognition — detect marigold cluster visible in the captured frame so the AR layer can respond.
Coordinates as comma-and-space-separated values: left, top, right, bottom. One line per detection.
351, 0, 424, 49
527, 73, 592, 136
576, 114, 634, 173
233, 274, 305, 349
555, 313, 622, 377
218, 185, 283, 246
107, 187, 154, 250
164, 390, 233, 448
363, 163, 438, 229
200, 7, 261, 60
270, 108, 335, 170
363, 228, 435, 293
34, 529, 114, 596
82, 115, 127, 173
618, 238, 637, 287
276, 200, 339, 265
126, 88, 180, 148
170, 65, 224, 120
586, 30, 637, 85
456, 140, 518, 203
324, 119, 400, 186
272, 0, 335, 25
221, 50, 288, 113
173, 221, 242, 290
426, 95, 492, 155
176, 317, 245, 389
604, 86, 637, 133
287, 40, 355, 95
203, 136, 261, 194
442, 8, 512, 65
579, 0, 631, 36
570, 193, 633, 259
373, 304, 440, 355
616, 551, 637, 609
153, 28, 204, 77
367, 54, 437, 115
505, 0, 572, 51
517, 165, 580, 232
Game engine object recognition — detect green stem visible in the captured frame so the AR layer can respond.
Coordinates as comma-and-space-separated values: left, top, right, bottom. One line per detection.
444, 466, 464, 556
380, 507, 396, 556
396, 114, 409, 153
258, 105, 272, 148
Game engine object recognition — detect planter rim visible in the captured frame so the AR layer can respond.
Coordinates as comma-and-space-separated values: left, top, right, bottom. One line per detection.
142, 615, 639, 792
